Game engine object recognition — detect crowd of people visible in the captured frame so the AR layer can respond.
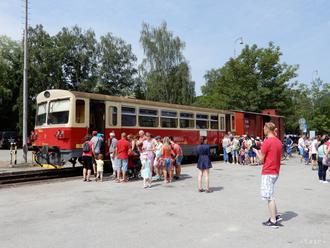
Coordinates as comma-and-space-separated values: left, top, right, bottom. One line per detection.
221, 133, 262, 165
78, 122, 330, 228
81, 130, 184, 188
297, 134, 330, 183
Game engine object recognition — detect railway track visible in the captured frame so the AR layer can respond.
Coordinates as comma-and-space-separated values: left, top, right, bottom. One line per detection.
0, 167, 82, 185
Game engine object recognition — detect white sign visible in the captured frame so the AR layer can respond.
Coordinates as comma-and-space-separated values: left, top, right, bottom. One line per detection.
298, 118, 306, 125
309, 130, 316, 139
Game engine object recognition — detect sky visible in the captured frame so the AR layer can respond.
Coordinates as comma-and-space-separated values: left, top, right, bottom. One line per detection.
0, 0, 329, 95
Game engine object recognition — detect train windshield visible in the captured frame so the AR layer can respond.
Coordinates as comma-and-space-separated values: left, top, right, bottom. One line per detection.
36, 102, 47, 126
48, 99, 70, 125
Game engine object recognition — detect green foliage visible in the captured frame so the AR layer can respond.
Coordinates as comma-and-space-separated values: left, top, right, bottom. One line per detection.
0, 36, 22, 131
197, 43, 298, 113
140, 22, 195, 104
96, 33, 137, 95
0, 25, 140, 133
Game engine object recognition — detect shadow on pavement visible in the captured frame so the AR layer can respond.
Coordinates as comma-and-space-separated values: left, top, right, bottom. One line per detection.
210, 186, 224, 192
281, 211, 298, 222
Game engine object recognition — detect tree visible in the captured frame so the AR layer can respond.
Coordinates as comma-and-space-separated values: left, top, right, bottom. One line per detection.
140, 22, 195, 104
95, 33, 137, 96
0, 36, 22, 131
196, 43, 298, 114
55, 25, 98, 91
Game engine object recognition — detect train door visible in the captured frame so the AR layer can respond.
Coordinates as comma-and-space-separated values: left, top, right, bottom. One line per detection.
89, 100, 105, 134
106, 102, 120, 136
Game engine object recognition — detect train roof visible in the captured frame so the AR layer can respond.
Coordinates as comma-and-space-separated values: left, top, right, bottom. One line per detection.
37, 89, 282, 117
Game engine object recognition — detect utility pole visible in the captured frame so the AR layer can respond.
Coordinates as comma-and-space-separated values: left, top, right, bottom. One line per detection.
23, 0, 29, 163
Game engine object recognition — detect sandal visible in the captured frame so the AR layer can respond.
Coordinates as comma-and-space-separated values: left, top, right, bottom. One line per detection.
198, 189, 204, 192
205, 189, 213, 193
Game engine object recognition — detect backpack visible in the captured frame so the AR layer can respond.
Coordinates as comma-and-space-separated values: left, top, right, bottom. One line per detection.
83, 141, 90, 153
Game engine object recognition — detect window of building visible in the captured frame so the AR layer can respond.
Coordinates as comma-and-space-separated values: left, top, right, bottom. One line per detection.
121, 106, 136, 126
179, 112, 194, 128
161, 110, 178, 128
219, 115, 225, 131
196, 113, 209, 129
108, 106, 118, 126
139, 108, 159, 127
36, 102, 47, 126
231, 115, 236, 131
75, 100, 85, 123
48, 99, 70, 124
210, 115, 219, 130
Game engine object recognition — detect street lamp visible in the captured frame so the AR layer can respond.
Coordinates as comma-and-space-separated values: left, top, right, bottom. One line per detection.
234, 37, 244, 58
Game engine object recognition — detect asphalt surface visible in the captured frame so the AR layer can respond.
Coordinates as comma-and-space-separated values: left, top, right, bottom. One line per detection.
1, 157, 329, 248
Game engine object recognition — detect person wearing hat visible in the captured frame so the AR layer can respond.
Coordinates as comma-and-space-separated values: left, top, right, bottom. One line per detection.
109, 132, 118, 177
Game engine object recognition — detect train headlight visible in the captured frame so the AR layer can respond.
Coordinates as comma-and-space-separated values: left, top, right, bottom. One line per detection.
44, 91, 50, 98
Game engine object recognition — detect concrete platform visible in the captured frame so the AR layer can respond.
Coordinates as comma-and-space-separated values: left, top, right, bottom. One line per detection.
0, 157, 329, 248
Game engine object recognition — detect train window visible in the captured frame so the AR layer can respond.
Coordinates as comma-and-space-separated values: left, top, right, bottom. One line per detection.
179, 112, 194, 128
75, 100, 85, 123
36, 102, 47, 126
161, 110, 178, 128
108, 106, 118, 126
219, 116, 225, 131
161, 118, 178, 128
231, 115, 236, 131
180, 112, 194, 118
161, 110, 177, 117
121, 106, 136, 126
210, 115, 219, 130
139, 108, 159, 127
196, 113, 209, 129
48, 99, 70, 124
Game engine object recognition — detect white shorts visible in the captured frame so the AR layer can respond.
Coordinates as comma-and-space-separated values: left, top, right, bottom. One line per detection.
261, 175, 278, 200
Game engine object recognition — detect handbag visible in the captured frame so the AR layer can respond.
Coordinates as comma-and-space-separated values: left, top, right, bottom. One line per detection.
322, 146, 330, 166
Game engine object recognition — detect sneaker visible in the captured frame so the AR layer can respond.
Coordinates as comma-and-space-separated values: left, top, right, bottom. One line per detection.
276, 215, 283, 222
262, 219, 279, 228
322, 181, 329, 184
319, 180, 323, 183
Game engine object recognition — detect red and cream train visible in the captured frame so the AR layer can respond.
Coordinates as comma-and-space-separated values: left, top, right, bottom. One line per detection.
30, 90, 284, 166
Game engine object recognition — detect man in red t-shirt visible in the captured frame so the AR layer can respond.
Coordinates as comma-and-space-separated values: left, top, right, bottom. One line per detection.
115, 132, 131, 182
254, 122, 282, 228
169, 136, 183, 180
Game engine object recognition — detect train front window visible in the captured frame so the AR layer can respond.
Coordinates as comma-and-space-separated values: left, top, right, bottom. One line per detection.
121, 106, 136, 126
48, 99, 70, 125
36, 102, 47, 126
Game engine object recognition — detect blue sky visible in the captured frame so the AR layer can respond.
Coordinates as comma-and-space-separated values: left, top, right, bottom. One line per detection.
1, 0, 329, 95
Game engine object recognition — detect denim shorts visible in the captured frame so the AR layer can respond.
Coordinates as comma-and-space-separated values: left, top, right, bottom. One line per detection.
163, 158, 172, 170
116, 158, 128, 172
176, 156, 183, 166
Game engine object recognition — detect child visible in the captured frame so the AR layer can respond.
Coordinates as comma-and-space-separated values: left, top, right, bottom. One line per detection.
141, 152, 152, 188
239, 147, 245, 165
95, 154, 104, 182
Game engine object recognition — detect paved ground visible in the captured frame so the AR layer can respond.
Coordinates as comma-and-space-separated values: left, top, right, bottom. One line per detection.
1, 157, 329, 248
0, 149, 33, 168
